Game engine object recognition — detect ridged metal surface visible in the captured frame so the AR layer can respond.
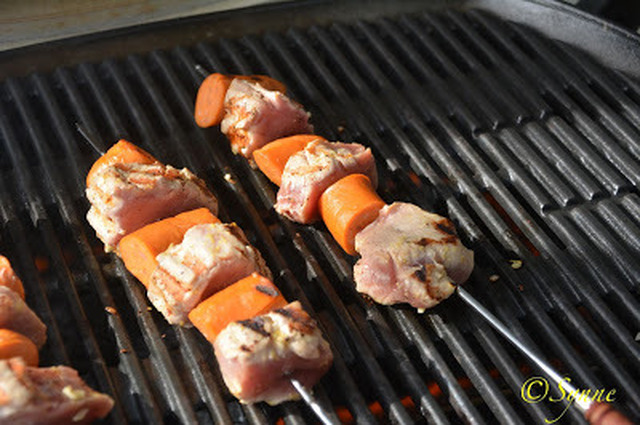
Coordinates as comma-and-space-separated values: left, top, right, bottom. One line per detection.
0, 6, 638, 424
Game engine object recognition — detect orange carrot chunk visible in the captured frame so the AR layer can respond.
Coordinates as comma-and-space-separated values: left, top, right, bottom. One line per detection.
253, 134, 326, 186
195, 74, 285, 128
86, 139, 158, 187
0, 329, 39, 366
234, 75, 287, 94
0, 255, 25, 300
194, 73, 233, 128
188, 273, 287, 344
319, 174, 386, 255
118, 208, 220, 288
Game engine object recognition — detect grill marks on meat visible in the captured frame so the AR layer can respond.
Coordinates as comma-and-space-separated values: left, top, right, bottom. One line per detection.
0, 358, 114, 424
354, 202, 474, 310
214, 301, 333, 405
275, 140, 378, 223
221, 79, 313, 159
86, 162, 218, 251
147, 223, 271, 326
0, 287, 46, 349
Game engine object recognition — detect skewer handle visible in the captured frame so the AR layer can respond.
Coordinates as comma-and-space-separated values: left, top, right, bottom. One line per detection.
586, 402, 633, 425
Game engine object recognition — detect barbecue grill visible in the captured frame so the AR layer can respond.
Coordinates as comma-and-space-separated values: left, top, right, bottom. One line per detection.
1, 0, 639, 423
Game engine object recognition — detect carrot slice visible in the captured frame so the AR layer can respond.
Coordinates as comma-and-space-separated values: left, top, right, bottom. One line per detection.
234, 75, 287, 94
319, 174, 386, 255
195, 73, 233, 128
118, 208, 220, 288
195, 74, 285, 128
189, 273, 287, 343
253, 134, 325, 186
0, 329, 39, 366
86, 139, 158, 187
0, 255, 25, 300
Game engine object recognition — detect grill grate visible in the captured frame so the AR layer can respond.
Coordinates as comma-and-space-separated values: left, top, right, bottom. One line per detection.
0, 5, 639, 424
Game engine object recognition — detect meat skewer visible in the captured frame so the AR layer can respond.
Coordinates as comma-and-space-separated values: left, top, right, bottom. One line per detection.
197, 72, 633, 424
0, 255, 114, 423
79, 127, 338, 424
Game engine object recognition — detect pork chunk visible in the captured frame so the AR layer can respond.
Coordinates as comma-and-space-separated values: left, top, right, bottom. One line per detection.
0, 286, 46, 349
354, 202, 474, 311
86, 162, 218, 251
147, 223, 271, 326
0, 358, 114, 425
275, 140, 377, 223
214, 301, 333, 405
221, 79, 313, 158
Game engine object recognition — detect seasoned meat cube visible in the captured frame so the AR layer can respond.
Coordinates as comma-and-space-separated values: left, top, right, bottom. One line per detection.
147, 223, 271, 326
275, 140, 377, 223
0, 358, 114, 424
221, 79, 313, 158
0, 286, 46, 349
354, 202, 474, 311
214, 301, 333, 405
86, 162, 218, 251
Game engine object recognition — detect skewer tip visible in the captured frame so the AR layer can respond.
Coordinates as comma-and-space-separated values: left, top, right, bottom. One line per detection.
75, 122, 105, 156
195, 64, 210, 78
290, 378, 338, 425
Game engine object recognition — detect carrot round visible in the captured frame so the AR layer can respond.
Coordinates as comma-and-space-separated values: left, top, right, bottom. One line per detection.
118, 208, 220, 288
234, 75, 287, 94
0, 255, 25, 300
188, 273, 287, 343
0, 329, 38, 366
86, 139, 157, 187
319, 174, 386, 255
195, 73, 233, 128
253, 134, 326, 186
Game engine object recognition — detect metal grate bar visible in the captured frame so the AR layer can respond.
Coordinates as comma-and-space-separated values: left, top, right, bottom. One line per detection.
30, 72, 171, 425
1, 5, 639, 424
0, 177, 70, 367
310, 23, 527, 423
0, 81, 130, 423
304, 10, 640, 418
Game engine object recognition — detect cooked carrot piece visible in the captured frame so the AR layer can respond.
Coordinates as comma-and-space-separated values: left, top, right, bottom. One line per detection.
195, 73, 286, 128
319, 174, 386, 255
194, 73, 233, 128
234, 75, 287, 94
86, 139, 158, 187
253, 134, 326, 186
0, 329, 38, 366
188, 273, 287, 343
118, 208, 220, 288
0, 255, 25, 300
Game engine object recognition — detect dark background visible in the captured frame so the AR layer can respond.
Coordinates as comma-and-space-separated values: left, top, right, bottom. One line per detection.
566, 0, 640, 31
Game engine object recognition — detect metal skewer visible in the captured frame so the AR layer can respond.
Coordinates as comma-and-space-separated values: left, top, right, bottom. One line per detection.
457, 286, 592, 413
291, 378, 340, 425
195, 64, 210, 79
76, 123, 105, 155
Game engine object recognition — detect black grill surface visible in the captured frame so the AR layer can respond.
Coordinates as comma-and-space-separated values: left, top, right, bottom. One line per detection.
0, 2, 639, 424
